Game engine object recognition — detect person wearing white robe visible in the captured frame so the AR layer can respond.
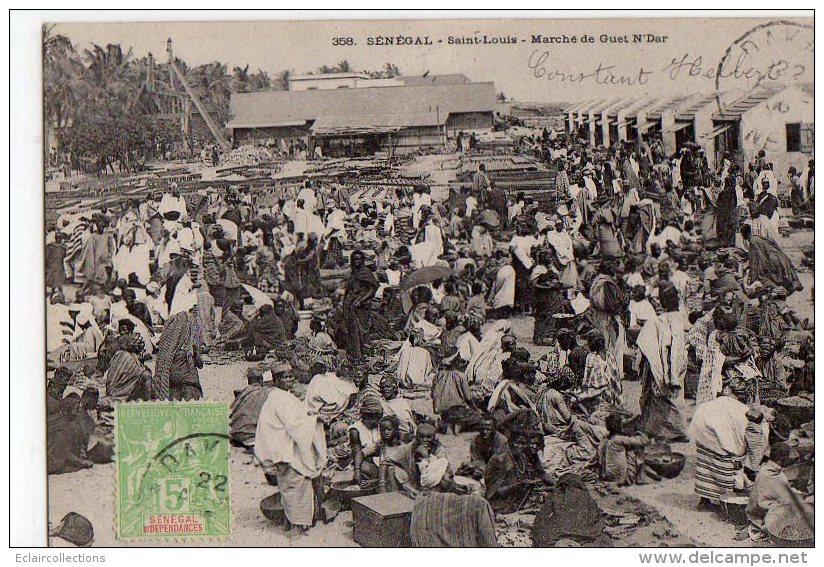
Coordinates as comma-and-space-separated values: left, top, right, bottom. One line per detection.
305, 371, 358, 423
509, 233, 538, 271
470, 225, 495, 257
255, 386, 326, 531
396, 332, 434, 388
490, 260, 516, 311
545, 222, 578, 289
297, 185, 318, 213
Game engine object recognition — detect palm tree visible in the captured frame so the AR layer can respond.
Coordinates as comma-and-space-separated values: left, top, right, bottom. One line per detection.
382, 62, 401, 78
249, 69, 271, 91
79, 43, 136, 113
335, 60, 352, 73
274, 69, 291, 90
232, 65, 251, 92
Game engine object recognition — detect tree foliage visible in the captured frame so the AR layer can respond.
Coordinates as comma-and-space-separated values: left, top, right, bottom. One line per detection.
43, 26, 404, 169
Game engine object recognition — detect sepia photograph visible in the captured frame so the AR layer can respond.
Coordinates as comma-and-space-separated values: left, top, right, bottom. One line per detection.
21, 11, 817, 549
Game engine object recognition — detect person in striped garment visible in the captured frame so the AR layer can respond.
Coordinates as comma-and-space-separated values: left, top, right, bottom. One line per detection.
688, 384, 749, 508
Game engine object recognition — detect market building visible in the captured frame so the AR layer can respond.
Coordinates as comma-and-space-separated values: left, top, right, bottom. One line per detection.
227, 81, 496, 157
564, 84, 814, 172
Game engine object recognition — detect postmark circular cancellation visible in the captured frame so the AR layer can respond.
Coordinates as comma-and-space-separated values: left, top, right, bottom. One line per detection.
714, 20, 813, 113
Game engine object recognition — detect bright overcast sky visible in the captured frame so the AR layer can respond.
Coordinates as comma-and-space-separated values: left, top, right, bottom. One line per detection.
54, 15, 813, 103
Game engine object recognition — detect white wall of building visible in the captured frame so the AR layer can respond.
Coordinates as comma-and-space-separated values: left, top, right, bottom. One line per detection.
739, 86, 814, 183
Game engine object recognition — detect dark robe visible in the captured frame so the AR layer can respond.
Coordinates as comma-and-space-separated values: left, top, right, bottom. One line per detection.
715, 186, 738, 247
342, 267, 379, 359
748, 235, 803, 293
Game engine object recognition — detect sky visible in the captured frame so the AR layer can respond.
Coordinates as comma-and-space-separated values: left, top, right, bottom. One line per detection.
54, 16, 813, 104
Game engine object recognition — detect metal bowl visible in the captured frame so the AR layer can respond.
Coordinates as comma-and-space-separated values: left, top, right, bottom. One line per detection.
645, 452, 686, 479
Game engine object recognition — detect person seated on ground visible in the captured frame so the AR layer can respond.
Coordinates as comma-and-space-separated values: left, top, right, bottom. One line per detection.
382, 423, 453, 498
746, 442, 798, 541
350, 396, 384, 488
597, 413, 651, 486
229, 367, 276, 448
410, 491, 498, 548
47, 394, 93, 475
102, 327, 150, 402
307, 315, 336, 352
581, 332, 623, 409
274, 298, 299, 340
368, 416, 408, 493
485, 419, 552, 514
465, 281, 487, 329
432, 346, 479, 434
47, 367, 73, 417
439, 311, 464, 352
379, 374, 416, 441
488, 354, 539, 421
440, 280, 462, 318
531, 473, 613, 547
243, 304, 285, 360
123, 288, 154, 332
304, 361, 358, 425
397, 327, 435, 388
458, 413, 509, 481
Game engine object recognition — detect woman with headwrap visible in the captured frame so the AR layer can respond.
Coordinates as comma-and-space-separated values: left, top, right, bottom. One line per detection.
485, 422, 550, 514
636, 283, 688, 442
586, 264, 627, 379
349, 394, 384, 487
750, 175, 781, 243
342, 250, 379, 360
152, 310, 203, 401
466, 321, 514, 401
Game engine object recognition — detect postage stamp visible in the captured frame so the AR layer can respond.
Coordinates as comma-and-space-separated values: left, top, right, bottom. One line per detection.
115, 402, 230, 539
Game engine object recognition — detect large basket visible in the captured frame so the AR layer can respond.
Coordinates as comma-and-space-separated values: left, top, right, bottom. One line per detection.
765, 504, 814, 547
775, 397, 815, 428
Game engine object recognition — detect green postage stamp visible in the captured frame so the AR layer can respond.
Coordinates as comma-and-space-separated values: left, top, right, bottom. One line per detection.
115, 402, 230, 539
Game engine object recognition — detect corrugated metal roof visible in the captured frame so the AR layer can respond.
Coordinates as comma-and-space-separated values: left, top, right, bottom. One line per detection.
228, 120, 308, 129
626, 98, 662, 119
646, 94, 699, 119
712, 85, 788, 121
310, 111, 445, 134
676, 93, 720, 120
606, 98, 643, 116
228, 82, 495, 129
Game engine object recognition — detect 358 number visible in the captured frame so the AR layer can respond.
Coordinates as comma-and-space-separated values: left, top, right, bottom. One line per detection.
332, 37, 355, 46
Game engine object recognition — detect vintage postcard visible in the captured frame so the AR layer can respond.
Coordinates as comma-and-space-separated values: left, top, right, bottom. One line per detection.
34, 12, 814, 549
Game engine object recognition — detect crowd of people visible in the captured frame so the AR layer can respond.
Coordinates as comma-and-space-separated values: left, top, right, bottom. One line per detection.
45, 128, 814, 546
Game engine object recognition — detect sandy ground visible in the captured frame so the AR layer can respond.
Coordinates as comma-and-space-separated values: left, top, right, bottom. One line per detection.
48, 225, 813, 548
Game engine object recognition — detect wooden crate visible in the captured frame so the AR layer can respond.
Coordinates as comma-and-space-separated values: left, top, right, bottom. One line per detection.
351, 492, 415, 547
